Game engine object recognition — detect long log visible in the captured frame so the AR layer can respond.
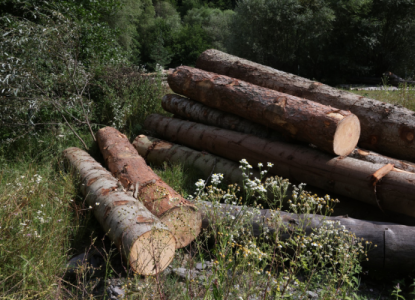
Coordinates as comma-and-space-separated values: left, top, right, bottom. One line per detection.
168, 66, 360, 156
196, 49, 415, 162
163, 94, 415, 173
144, 114, 415, 218
96, 127, 202, 249
133, 134, 260, 188
62, 147, 175, 275
198, 201, 415, 271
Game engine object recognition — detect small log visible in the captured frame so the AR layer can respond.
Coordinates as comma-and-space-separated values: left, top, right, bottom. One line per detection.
168, 66, 360, 156
198, 201, 415, 271
62, 147, 175, 275
144, 114, 415, 218
96, 127, 202, 249
196, 49, 415, 161
164, 94, 415, 172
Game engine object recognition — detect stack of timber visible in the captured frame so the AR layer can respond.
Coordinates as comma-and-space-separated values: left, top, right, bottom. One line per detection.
135, 50, 415, 270
96, 127, 202, 249
63, 147, 176, 275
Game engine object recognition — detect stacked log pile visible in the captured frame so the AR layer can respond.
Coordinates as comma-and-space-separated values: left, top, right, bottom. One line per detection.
136, 49, 415, 271
63, 50, 415, 274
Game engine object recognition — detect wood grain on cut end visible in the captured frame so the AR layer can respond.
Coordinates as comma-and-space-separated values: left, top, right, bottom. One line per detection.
129, 228, 176, 275
333, 115, 361, 156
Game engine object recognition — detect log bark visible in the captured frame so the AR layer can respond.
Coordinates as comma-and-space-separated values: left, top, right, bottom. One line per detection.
196, 49, 415, 162
198, 201, 415, 271
96, 127, 202, 249
163, 94, 415, 173
144, 114, 415, 218
133, 134, 260, 188
135, 134, 415, 225
162, 94, 287, 143
168, 66, 360, 156
62, 147, 175, 275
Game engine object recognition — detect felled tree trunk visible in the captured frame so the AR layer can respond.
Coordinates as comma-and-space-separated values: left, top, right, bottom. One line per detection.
63, 147, 175, 275
96, 127, 202, 249
198, 201, 415, 271
163, 94, 415, 173
162, 94, 287, 143
133, 134, 260, 187
144, 114, 415, 218
196, 49, 415, 162
168, 66, 360, 156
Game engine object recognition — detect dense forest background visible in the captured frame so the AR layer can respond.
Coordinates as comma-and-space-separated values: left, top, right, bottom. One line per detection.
2, 0, 415, 144
3, 0, 415, 81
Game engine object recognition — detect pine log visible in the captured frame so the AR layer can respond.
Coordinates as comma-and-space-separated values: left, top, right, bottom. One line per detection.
162, 94, 287, 143
168, 66, 360, 156
62, 147, 175, 275
163, 94, 415, 173
96, 127, 202, 249
198, 201, 415, 271
196, 49, 415, 161
144, 114, 415, 218
133, 134, 260, 187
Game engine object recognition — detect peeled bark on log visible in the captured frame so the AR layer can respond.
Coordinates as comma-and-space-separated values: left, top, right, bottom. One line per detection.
196, 49, 415, 162
144, 114, 415, 218
62, 147, 175, 275
168, 66, 360, 156
349, 148, 415, 173
96, 127, 202, 249
164, 94, 415, 173
198, 201, 415, 271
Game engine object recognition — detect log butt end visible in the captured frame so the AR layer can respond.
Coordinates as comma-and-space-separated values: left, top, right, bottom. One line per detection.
333, 115, 361, 156
160, 206, 202, 249
129, 228, 176, 275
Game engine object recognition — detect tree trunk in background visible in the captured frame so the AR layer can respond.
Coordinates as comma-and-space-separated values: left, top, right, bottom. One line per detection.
144, 114, 415, 218
96, 127, 202, 249
163, 94, 415, 173
196, 49, 415, 162
198, 201, 415, 272
62, 147, 175, 275
168, 66, 360, 156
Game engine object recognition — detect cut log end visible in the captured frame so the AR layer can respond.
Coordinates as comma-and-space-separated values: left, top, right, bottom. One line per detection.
129, 228, 175, 275
159, 206, 202, 249
333, 115, 361, 156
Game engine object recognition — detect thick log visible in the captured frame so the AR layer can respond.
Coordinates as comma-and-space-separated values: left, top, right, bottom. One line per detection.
163, 94, 415, 173
198, 201, 415, 271
135, 134, 415, 226
96, 127, 202, 249
168, 66, 360, 156
144, 114, 415, 218
62, 147, 175, 275
196, 49, 415, 161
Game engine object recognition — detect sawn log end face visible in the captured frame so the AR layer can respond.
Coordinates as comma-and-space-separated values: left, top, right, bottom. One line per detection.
333, 114, 361, 156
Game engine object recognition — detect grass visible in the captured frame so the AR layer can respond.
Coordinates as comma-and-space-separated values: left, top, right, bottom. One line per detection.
1, 85, 415, 299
